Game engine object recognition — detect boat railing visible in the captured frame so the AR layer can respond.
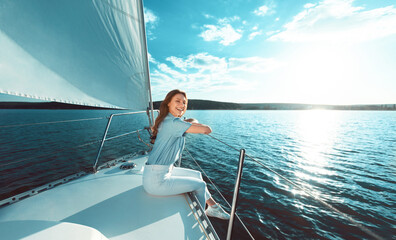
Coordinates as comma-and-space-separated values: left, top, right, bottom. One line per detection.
186, 133, 385, 240
0, 111, 154, 171
184, 146, 254, 240
92, 110, 156, 173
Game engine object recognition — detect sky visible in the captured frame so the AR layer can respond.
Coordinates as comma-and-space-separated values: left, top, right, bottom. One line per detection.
144, 0, 396, 104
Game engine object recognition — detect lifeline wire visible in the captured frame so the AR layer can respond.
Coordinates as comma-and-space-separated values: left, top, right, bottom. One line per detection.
184, 147, 255, 240
206, 134, 384, 240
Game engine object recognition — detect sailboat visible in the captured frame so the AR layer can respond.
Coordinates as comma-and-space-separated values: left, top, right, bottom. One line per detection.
0, 0, 224, 239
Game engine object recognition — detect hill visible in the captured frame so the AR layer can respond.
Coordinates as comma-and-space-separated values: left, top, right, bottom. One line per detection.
154, 100, 396, 111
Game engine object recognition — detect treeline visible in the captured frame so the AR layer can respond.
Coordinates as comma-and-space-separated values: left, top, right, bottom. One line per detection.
154, 100, 396, 111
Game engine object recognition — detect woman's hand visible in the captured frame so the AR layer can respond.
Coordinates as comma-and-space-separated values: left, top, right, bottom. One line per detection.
186, 123, 212, 134
184, 118, 198, 124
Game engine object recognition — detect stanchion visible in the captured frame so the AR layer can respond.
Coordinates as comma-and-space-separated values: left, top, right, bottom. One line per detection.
226, 149, 246, 240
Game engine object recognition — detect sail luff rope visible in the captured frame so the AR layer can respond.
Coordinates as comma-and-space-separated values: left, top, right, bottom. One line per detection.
0, 117, 105, 128
184, 147, 255, 240
206, 134, 384, 240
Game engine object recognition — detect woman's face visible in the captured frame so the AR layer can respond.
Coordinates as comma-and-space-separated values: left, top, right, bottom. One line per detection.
168, 93, 187, 117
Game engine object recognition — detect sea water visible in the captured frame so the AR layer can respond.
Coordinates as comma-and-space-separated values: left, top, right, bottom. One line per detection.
0, 109, 395, 239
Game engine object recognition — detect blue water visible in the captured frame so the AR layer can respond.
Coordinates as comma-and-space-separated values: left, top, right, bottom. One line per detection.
0, 109, 395, 239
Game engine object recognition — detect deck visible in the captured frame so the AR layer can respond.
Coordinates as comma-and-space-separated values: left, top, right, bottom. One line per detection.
0, 156, 216, 239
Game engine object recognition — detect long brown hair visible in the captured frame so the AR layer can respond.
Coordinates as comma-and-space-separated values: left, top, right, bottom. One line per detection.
151, 89, 187, 143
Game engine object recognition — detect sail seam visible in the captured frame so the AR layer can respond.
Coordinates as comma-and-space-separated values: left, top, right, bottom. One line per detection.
99, 0, 140, 22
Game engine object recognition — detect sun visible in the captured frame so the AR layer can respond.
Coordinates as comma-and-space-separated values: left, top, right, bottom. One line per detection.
281, 43, 362, 104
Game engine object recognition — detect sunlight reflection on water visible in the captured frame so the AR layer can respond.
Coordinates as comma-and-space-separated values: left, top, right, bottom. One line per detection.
288, 110, 344, 207
294, 110, 340, 173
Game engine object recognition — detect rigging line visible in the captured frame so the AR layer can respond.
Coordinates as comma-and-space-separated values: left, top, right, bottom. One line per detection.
136, 130, 152, 149
184, 147, 255, 240
0, 117, 105, 128
206, 134, 384, 240
184, 148, 230, 206
0, 140, 101, 168
105, 129, 143, 141
207, 134, 240, 152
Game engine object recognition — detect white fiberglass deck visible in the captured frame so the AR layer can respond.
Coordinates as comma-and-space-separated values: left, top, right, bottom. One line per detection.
0, 156, 210, 240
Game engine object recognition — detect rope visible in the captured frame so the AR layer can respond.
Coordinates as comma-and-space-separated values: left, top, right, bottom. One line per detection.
0, 117, 105, 128
184, 147, 255, 240
206, 134, 384, 240
137, 130, 152, 150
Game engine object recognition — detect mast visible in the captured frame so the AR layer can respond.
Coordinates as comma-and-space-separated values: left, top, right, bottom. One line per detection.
139, 0, 155, 127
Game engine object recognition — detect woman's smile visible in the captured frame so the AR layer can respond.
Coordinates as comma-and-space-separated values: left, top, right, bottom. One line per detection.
168, 93, 187, 117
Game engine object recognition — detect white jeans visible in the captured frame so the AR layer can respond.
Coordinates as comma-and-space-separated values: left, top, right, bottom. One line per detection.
143, 164, 211, 208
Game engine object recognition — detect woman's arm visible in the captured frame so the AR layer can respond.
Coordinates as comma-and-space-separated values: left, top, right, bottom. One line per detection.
186, 122, 212, 134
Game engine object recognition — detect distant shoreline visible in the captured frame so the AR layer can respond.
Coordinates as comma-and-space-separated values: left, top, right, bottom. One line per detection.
0, 100, 395, 111
154, 100, 396, 111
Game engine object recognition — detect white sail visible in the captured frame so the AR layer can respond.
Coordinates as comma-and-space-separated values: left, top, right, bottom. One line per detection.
0, 0, 150, 110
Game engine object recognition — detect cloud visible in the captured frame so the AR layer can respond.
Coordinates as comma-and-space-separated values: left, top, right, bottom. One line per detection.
266, 30, 280, 36
199, 24, 242, 45
228, 57, 281, 73
203, 13, 214, 19
199, 17, 243, 46
167, 53, 228, 73
254, 5, 270, 16
147, 52, 157, 64
248, 31, 262, 40
254, 1, 276, 16
269, 0, 396, 42
144, 8, 158, 25
150, 53, 281, 99
144, 8, 158, 39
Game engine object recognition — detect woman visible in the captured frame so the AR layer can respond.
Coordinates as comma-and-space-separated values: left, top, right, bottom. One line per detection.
143, 89, 230, 220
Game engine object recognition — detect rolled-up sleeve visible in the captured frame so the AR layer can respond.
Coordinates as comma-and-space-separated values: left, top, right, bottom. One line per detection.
172, 118, 192, 137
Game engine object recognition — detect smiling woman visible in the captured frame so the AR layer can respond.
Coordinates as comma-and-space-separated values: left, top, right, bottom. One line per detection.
144, 89, 230, 220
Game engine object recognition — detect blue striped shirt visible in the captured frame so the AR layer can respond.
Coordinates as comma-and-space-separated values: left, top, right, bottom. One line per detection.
147, 113, 192, 165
